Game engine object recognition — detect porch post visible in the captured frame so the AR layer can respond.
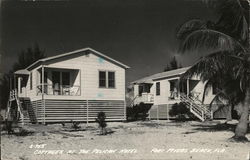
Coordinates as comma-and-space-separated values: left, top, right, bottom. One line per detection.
42, 65, 45, 124
18, 77, 21, 96
14, 74, 16, 90
177, 78, 180, 97
187, 78, 189, 96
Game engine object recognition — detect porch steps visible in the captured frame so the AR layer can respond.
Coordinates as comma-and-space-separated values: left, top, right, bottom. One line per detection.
19, 98, 37, 123
6, 90, 37, 124
6, 89, 24, 125
180, 94, 212, 121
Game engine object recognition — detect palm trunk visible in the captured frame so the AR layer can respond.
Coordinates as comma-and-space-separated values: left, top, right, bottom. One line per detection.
232, 89, 250, 141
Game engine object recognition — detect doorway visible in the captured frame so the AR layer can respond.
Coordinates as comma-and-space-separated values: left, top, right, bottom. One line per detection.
52, 71, 61, 95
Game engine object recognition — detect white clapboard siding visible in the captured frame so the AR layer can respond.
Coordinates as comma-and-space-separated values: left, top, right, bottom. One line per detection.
42, 52, 125, 101
21, 50, 126, 102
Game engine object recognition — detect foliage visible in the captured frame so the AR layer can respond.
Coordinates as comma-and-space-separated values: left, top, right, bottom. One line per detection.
0, 74, 11, 110
15, 128, 34, 136
0, 44, 46, 109
164, 56, 182, 71
95, 111, 107, 135
169, 103, 194, 121
2, 120, 14, 135
70, 120, 81, 131
12, 44, 46, 71
177, 0, 250, 141
126, 102, 151, 121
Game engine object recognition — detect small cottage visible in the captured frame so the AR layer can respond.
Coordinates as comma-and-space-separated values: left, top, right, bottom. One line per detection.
11, 48, 130, 124
131, 67, 228, 121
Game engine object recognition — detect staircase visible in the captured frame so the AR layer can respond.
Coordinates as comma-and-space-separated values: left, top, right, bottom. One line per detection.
6, 89, 37, 124
19, 97, 37, 123
180, 94, 212, 121
6, 89, 24, 125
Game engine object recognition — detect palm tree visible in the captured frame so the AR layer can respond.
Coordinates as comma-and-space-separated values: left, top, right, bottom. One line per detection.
177, 0, 250, 141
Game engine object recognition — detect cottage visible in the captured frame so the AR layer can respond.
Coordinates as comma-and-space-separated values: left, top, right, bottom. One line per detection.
9, 48, 130, 124
131, 67, 228, 121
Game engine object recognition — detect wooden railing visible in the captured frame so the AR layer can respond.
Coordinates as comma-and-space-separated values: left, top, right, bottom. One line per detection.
180, 93, 212, 121
6, 89, 24, 125
37, 84, 80, 96
134, 93, 154, 105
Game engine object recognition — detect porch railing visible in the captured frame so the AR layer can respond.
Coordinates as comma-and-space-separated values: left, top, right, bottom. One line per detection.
135, 93, 154, 104
169, 91, 202, 101
37, 84, 80, 96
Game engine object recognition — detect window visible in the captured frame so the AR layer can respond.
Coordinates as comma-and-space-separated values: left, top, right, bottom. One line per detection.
170, 81, 175, 91
139, 85, 143, 96
99, 71, 115, 88
62, 72, 70, 86
30, 72, 33, 90
108, 71, 115, 88
156, 82, 160, 96
99, 71, 106, 87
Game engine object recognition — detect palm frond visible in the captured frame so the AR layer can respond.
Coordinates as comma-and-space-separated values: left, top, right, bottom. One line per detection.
181, 51, 232, 81
204, 0, 249, 43
179, 29, 244, 53
176, 19, 208, 40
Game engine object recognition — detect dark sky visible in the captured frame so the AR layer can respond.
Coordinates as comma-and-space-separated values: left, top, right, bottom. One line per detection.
1, 0, 216, 84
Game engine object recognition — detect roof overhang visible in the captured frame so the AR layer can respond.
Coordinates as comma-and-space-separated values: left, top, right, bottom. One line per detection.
25, 47, 130, 71
14, 69, 29, 75
132, 67, 191, 84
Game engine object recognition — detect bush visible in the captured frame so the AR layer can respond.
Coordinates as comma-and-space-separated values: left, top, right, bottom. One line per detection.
95, 112, 107, 135
127, 103, 151, 121
169, 103, 193, 121
70, 120, 81, 131
6, 120, 14, 134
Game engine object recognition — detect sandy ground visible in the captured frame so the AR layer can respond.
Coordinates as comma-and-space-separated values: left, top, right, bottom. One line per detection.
1, 120, 250, 160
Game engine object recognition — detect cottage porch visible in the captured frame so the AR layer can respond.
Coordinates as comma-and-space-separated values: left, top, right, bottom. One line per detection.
16, 67, 81, 98
36, 67, 80, 97
168, 78, 202, 102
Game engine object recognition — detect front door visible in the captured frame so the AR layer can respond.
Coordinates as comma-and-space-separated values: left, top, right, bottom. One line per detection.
52, 71, 61, 95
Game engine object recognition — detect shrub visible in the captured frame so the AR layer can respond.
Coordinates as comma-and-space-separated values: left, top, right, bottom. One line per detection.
70, 120, 81, 131
126, 102, 151, 121
169, 102, 192, 121
0, 115, 3, 123
16, 128, 34, 136
95, 112, 107, 135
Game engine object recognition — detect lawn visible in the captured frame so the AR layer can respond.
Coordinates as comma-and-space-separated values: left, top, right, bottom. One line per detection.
1, 120, 250, 160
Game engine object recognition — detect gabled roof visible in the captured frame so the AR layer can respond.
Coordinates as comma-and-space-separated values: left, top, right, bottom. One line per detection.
132, 67, 190, 84
25, 47, 130, 70
14, 69, 29, 75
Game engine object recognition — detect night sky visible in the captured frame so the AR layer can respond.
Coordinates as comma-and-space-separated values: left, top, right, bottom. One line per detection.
1, 0, 216, 84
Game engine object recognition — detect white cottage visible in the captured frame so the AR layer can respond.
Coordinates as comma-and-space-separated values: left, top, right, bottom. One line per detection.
10, 48, 130, 124
131, 67, 227, 121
